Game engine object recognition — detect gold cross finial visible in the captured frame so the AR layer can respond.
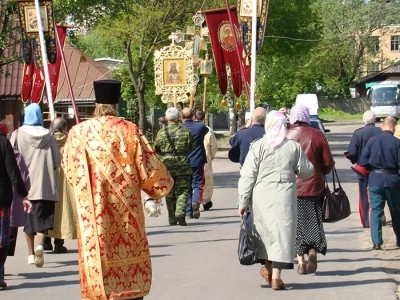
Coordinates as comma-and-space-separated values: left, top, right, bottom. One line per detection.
168, 32, 176, 45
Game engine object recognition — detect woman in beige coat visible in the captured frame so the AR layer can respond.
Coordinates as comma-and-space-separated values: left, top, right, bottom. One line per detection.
195, 110, 218, 210
238, 111, 313, 290
45, 118, 77, 253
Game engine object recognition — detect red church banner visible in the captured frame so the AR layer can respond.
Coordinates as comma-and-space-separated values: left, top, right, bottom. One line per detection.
20, 25, 67, 103
205, 8, 250, 98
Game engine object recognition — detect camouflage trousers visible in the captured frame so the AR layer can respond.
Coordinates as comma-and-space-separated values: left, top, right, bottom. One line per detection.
166, 175, 191, 225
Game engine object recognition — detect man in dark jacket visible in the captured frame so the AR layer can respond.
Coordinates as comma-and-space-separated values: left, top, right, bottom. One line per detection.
347, 110, 382, 228
359, 117, 400, 250
0, 124, 31, 289
229, 107, 266, 166
182, 107, 209, 219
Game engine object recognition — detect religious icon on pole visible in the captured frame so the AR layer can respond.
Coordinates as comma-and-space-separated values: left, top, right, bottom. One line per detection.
154, 34, 197, 105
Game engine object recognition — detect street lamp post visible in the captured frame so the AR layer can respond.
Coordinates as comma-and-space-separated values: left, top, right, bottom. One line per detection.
199, 54, 213, 122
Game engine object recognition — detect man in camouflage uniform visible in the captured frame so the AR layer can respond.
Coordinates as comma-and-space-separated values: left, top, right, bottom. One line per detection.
154, 107, 195, 226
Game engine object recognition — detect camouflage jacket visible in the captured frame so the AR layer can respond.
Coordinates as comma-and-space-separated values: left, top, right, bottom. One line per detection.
154, 122, 196, 176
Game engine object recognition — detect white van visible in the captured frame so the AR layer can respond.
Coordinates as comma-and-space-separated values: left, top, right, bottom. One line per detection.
367, 81, 400, 120
295, 94, 319, 119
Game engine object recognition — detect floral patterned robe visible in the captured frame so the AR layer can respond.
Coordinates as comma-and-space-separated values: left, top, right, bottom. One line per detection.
62, 116, 173, 300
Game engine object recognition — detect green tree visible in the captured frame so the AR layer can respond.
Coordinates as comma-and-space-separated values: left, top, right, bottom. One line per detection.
54, 0, 220, 130
0, 2, 20, 74
309, 0, 400, 97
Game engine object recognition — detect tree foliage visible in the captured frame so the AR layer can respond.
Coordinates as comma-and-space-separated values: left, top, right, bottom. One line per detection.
54, 0, 223, 130
309, 0, 400, 97
0, 2, 20, 73
51, 0, 400, 125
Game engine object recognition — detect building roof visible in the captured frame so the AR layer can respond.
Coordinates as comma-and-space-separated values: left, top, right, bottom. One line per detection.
1, 38, 113, 103
356, 61, 400, 84
55, 42, 112, 103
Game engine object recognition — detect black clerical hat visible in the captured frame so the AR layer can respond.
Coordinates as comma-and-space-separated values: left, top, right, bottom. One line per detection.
93, 80, 121, 104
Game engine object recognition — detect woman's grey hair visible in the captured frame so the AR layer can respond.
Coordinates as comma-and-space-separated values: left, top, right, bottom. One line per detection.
165, 107, 179, 121
363, 110, 376, 124
50, 117, 68, 133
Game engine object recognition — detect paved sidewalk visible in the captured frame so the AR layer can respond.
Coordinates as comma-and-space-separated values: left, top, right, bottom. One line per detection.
2, 124, 399, 299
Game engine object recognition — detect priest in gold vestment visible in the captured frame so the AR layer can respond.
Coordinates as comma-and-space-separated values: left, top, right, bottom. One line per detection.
62, 80, 174, 300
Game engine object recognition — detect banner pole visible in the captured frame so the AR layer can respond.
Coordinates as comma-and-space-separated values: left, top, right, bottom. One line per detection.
249, 0, 258, 113
34, 0, 55, 121
222, 1, 250, 105
55, 27, 79, 124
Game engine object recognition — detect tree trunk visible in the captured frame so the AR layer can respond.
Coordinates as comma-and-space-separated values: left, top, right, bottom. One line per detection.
227, 86, 237, 135
237, 109, 245, 128
137, 79, 146, 132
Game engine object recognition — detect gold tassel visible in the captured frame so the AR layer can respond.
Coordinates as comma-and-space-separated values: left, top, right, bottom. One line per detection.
80, 54, 87, 63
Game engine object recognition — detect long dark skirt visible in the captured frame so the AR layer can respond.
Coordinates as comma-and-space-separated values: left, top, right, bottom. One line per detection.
24, 200, 55, 234
0, 208, 11, 248
295, 196, 327, 256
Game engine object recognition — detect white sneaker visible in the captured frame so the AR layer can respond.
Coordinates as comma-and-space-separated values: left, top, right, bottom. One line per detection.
34, 245, 44, 268
27, 255, 35, 265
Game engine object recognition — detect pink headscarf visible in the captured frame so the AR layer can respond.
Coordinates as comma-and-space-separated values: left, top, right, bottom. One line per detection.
264, 111, 287, 149
290, 104, 310, 125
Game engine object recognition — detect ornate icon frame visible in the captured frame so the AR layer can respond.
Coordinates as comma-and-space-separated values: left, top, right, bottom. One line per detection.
154, 43, 196, 104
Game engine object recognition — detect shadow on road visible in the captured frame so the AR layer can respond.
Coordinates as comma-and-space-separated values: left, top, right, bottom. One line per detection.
260, 278, 394, 290
214, 171, 239, 189
316, 266, 383, 276
147, 229, 211, 236
327, 247, 372, 253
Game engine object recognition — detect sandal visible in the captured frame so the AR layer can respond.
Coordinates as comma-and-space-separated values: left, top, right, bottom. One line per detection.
0, 280, 7, 290
307, 248, 318, 274
271, 279, 285, 290
260, 265, 272, 284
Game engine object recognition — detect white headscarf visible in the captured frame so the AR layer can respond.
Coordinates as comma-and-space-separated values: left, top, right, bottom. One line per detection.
264, 110, 287, 149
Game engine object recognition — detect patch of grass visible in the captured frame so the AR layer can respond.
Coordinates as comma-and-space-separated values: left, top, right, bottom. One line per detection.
319, 108, 363, 121
216, 134, 230, 142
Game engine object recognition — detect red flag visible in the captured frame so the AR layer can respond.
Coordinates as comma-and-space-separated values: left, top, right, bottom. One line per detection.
49, 25, 68, 100
22, 25, 68, 103
205, 8, 249, 98
21, 63, 33, 103
30, 67, 45, 103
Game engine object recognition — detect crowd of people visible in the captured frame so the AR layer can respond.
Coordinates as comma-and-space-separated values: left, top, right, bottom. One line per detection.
0, 79, 219, 298
0, 78, 399, 298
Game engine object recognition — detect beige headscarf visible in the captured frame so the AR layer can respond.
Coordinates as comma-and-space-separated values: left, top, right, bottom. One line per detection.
264, 110, 287, 148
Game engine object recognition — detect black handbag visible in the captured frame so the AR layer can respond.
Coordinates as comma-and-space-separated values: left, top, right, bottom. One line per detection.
238, 213, 258, 265
322, 167, 351, 223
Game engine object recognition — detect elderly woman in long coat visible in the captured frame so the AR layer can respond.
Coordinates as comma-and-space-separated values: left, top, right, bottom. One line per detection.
238, 111, 314, 290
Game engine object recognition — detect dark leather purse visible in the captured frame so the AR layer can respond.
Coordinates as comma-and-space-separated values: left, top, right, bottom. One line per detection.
238, 213, 258, 265
322, 167, 351, 223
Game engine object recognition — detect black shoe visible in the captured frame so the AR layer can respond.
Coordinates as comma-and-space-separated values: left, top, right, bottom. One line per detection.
176, 215, 187, 226
53, 245, 68, 254
381, 215, 387, 226
203, 201, 213, 211
192, 203, 200, 219
373, 244, 382, 250
43, 243, 53, 252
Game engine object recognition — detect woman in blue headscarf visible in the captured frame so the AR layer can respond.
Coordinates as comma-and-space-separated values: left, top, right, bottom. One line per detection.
10, 103, 61, 269
23, 103, 43, 126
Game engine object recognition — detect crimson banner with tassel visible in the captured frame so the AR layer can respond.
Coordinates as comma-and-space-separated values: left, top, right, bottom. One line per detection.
204, 8, 249, 98
20, 24, 67, 103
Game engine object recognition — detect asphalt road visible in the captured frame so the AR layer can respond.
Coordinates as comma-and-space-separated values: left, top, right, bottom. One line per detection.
2, 123, 398, 300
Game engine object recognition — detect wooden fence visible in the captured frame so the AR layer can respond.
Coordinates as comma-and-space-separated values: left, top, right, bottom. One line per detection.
319, 97, 370, 114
